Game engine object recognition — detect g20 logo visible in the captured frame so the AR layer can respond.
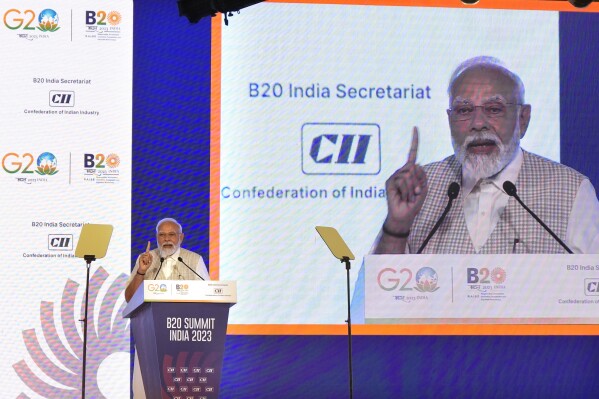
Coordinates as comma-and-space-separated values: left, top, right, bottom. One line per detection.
3, 9, 60, 32
2, 152, 58, 175
377, 266, 439, 293
147, 283, 167, 292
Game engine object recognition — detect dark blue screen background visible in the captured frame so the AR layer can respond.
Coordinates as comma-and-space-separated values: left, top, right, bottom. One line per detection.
132, 2, 599, 397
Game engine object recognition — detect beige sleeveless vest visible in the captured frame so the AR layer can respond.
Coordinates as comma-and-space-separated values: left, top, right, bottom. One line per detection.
407, 151, 584, 254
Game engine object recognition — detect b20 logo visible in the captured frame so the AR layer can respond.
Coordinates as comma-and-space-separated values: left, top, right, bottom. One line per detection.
85, 10, 121, 26
467, 267, 506, 284
84, 153, 120, 169
301, 123, 380, 175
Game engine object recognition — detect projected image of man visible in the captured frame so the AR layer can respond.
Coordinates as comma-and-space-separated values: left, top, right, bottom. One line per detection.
350, 56, 599, 322
374, 55, 599, 255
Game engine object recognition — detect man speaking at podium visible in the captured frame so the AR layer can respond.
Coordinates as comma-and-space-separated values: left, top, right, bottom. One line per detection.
124, 218, 210, 398
351, 56, 599, 320
125, 217, 210, 302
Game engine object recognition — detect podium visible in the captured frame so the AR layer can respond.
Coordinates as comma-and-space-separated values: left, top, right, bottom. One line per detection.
123, 280, 237, 399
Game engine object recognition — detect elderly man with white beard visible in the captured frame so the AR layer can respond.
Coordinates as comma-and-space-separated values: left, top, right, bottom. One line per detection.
350, 56, 599, 323
125, 218, 210, 398
374, 56, 599, 255
125, 218, 210, 301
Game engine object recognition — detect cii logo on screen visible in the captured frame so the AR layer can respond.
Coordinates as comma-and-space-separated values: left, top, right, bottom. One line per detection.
49, 91, 74, 107
48, 234, 73, 250
301, 123, 381, 175
585, 279, 599, 296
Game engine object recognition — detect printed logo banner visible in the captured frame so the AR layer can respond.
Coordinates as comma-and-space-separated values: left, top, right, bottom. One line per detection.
0, 1, 132, 397
365, 254, 599, 323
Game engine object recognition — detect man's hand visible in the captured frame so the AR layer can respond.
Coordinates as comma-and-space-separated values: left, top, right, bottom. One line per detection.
383, 127, 428, 235
138, 241, 153, 273
125, 241, 153, 302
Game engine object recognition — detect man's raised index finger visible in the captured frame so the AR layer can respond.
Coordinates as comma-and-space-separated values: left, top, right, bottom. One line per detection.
145, 241, 151, 253
407, 126, 419, 165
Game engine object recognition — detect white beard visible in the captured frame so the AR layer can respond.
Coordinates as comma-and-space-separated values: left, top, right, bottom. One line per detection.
452, 128, 520, 181
159, 243, 179, 257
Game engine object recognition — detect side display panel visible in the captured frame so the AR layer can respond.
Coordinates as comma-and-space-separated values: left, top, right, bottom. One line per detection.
0, 1, 133, 397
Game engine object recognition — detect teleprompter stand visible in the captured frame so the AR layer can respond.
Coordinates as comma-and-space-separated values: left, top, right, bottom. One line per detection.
315, 226, 356, 399
75, 224, 113, 399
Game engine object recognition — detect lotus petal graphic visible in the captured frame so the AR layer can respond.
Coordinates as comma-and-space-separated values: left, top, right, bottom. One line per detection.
415, 279, 439, 292
13, 267, 129, 398
35, 164, 58, 175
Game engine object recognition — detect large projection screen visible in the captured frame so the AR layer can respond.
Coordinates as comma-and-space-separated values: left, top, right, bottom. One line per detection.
212, 1, 599, 335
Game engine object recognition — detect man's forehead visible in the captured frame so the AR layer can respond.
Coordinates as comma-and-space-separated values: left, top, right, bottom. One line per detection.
451, 67, 517, 101
158, 222, 179, 232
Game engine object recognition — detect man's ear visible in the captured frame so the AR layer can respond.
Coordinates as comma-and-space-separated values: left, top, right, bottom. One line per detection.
519, 104, 531, 138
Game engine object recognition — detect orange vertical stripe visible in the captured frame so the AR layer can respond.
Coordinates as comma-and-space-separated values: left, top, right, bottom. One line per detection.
210, 16, 222, 280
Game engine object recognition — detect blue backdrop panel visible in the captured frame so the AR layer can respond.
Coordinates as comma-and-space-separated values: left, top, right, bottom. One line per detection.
221, 335, 599, 398
132, 0, 211, 266
132, 1, 599, 397
560, 12, 599, 187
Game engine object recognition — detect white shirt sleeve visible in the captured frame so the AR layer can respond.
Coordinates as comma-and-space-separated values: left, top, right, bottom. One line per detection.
194, 255, 211, 280
566, 179, 599, 254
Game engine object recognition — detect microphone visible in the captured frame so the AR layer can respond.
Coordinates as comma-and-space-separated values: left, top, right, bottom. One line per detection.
153, 257, 165, 280
178, 257, 205, 281
416, 182, 460, 254
502, 181, 573, 253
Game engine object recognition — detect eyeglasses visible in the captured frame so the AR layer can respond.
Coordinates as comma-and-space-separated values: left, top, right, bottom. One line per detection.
449, 101, 521, 121
158, 232, 179, 239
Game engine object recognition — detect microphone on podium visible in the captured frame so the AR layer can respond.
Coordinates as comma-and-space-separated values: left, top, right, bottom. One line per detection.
416, 182, 460, 254
153, 257, 165, 280
178, 256, 205, 280
502, 181, 573, 253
